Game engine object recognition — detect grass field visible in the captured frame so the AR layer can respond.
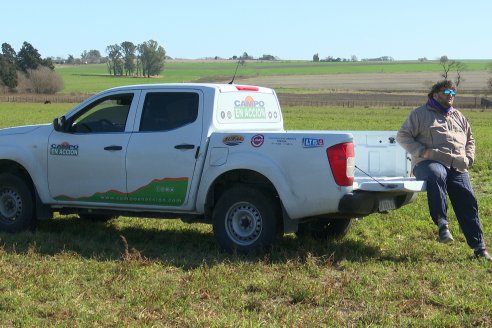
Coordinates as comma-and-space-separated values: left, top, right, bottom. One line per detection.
0, 103, 491, 326
55, 60, 492, 93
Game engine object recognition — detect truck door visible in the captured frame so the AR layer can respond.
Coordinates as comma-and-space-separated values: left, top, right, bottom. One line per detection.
48, 91, 140, 203
125, 89, 203, 209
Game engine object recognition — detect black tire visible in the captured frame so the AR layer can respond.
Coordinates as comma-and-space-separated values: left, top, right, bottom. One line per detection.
212, 185, 280, 253
296, 218, 353, 240
0, 173, 35, 232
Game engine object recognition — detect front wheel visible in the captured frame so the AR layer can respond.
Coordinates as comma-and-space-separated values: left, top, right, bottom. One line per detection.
0, 173, 35, 232
212, 185, 280, 253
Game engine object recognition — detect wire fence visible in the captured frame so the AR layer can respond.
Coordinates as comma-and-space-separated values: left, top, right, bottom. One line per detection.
277, 93, 490, 109
0, 94, 89, 103
1, 93, 490, 109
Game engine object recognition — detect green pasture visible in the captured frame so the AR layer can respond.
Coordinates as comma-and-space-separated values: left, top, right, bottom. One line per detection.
0, 103, 491, 326
56, 60, 492, 93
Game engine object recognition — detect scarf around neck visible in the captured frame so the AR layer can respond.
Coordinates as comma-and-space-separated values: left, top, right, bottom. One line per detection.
427, 98, 453, 115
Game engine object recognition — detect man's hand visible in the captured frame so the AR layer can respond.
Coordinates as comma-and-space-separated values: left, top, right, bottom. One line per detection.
424, 149, 454, 165
452, 156, 470, 171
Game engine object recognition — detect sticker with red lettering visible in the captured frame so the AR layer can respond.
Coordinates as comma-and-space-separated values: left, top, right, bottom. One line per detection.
251, 134, 265, 148
223, 135, 244, 146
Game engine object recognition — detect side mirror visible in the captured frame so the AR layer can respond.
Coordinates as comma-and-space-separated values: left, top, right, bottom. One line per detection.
53, 116, 67, 132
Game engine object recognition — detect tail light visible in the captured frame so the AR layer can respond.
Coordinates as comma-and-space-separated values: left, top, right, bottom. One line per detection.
327, 142, 355, 186
235, 85, 259, 91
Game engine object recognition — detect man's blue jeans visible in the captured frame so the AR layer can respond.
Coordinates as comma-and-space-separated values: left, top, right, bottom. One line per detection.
413, 160, 485, 250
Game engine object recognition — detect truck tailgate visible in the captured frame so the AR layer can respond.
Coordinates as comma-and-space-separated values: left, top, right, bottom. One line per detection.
348, 130, 426, 192
351, 131, 426, 193
354, 176, 426, 192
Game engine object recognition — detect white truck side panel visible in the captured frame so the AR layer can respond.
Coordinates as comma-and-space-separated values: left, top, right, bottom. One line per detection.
0, 126, 53, 203
196, 131, 354, 219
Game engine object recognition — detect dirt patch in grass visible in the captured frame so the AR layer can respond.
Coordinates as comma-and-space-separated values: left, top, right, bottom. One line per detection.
236, 71, 491, 93
2, 71, 491, 108
277, 92, 486, 108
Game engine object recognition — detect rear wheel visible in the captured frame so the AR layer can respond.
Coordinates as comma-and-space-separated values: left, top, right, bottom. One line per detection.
297, 218, 353, 240
0, 173, 35, 232
212, 185, 280, 253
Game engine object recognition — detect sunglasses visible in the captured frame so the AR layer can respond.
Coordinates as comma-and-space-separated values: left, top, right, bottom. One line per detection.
442, 89, 457, 96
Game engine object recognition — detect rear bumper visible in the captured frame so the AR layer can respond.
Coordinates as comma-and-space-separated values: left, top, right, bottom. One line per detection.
338, 191, 417, 217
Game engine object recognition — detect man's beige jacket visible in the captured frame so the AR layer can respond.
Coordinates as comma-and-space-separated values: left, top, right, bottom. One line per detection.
396, 103, 475, 173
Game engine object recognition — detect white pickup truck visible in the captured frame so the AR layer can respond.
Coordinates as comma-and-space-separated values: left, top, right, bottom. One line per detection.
0, 83, 424, 252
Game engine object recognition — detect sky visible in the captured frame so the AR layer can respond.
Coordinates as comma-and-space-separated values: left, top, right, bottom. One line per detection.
2, 0, 491, 61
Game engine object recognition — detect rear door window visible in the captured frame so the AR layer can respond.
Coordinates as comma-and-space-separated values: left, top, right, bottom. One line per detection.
139, 92, 199, 132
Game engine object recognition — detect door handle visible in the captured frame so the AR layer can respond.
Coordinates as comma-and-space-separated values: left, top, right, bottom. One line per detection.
104, 145, 123, 151
174, 144, 195, 150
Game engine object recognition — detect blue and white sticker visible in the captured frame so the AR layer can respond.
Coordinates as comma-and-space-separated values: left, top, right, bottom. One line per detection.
302, 138, 324, 148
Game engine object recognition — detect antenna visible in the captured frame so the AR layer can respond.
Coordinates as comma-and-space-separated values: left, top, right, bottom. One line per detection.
229, 59, 242, 84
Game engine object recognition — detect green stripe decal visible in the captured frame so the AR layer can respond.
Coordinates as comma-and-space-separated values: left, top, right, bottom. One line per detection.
129, 177, 188, 205
55, 177, 188, 206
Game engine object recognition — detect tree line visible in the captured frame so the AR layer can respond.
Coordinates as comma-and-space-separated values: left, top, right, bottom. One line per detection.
105, 40, 166, 77
313, 53, 359, 62
0, 41, 63, 93
0, 39, 167, 93
59, 40, 167, 78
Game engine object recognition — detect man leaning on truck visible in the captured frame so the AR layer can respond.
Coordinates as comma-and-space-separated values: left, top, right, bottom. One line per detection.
396, 80, 491, 261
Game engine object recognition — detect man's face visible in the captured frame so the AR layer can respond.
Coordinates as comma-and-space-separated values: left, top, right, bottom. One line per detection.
433, 88, 456, 108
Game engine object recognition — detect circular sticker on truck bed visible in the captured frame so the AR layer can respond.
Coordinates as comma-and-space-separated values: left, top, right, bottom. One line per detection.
251, 134, 264, 147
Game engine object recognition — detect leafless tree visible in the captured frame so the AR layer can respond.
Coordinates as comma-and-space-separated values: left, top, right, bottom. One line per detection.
15, 66, 63, 94
488, 64, 492, 94
453, 61, 466, 86
439, 56, 465, 86
440, 56, 451, 79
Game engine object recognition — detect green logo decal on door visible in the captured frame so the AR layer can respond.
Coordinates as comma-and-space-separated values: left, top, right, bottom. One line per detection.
128, 177, 188, 205
55, 177, 188, 206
